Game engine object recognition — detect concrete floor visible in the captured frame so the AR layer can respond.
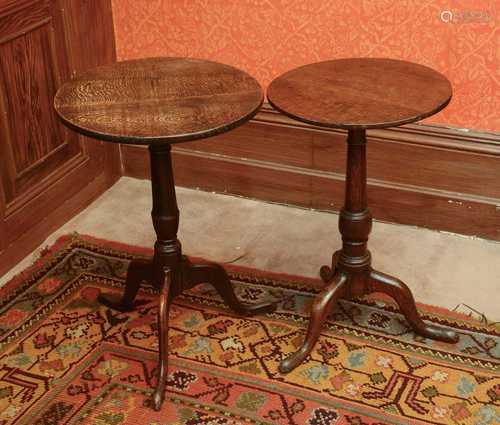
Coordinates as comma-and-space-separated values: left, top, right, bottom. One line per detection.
2, 177, 499, 322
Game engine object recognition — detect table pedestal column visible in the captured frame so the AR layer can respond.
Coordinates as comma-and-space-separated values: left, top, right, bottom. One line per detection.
98, 144, 276, 410
279, 129, 458, 374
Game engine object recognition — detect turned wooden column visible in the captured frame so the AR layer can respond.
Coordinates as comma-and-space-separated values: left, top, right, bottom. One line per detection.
150, 145, 181, 290
337, 129, 372, 284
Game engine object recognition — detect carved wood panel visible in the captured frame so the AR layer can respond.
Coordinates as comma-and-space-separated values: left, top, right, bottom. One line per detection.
0, 0, 119, 275
0, 0, 82, 209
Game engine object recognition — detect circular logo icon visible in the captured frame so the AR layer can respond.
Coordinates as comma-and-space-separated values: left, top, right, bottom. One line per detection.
440, 10, 453, 23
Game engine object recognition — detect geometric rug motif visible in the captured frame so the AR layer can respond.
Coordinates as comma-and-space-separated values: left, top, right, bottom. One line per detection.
0, 234, 498, 425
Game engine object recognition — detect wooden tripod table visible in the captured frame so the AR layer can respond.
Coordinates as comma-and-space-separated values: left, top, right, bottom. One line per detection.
267, 58, 459, 374
54, 57, 276, 410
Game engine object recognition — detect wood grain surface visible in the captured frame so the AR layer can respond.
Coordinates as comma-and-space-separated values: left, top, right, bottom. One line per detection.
267, 58, 452, 129
54, 57, 263, 144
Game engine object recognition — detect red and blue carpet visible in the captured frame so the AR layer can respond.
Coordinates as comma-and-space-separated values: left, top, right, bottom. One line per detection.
0, 235, 498, 424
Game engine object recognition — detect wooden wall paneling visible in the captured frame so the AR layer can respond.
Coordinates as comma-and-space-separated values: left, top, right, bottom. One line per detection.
0, 0, 81, 207
172, 148, 313, 208
121, 104, 500, 241
61, 0, 116, 72
0, 0, 118, 277
60, 0, 121, 184
183, 106, 500, 199
312, 130, 500, 199
185, 122, 314, 169
311, 175, 500, 239
121, 144, 313, 207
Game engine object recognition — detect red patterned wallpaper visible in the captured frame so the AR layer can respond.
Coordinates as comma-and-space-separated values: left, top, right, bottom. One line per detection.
111, 0, 499, 132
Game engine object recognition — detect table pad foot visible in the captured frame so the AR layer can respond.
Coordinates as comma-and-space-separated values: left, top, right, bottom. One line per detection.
279, 272, 348, 374
368, 269, 459, 343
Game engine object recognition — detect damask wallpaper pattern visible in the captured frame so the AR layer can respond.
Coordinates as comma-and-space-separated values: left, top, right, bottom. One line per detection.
111, 0, 499, 132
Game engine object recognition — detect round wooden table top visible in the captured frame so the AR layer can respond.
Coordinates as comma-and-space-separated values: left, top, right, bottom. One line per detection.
54, 57, 263, 144
267, 58, 452, 130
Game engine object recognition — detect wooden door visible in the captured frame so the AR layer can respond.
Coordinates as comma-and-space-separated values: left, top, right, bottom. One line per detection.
0, 0, 119, 276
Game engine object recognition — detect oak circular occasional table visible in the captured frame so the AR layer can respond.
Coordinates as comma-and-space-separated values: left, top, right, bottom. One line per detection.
54, 57, 276, 410
267, 58, 459, 374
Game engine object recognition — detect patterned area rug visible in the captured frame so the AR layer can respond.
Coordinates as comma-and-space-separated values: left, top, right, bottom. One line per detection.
0, 234, 498, 425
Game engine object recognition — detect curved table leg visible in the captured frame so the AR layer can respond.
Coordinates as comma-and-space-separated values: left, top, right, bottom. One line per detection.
186, 261, 276, 316
98, 259, 152, 312
152, 268, 172, 411
279, 272, 348, 374
369, 269, 458, 343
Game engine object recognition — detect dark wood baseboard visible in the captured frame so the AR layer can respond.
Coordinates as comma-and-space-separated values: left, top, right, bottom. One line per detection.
0, 169, 116, 277
122, 103, 500, 241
